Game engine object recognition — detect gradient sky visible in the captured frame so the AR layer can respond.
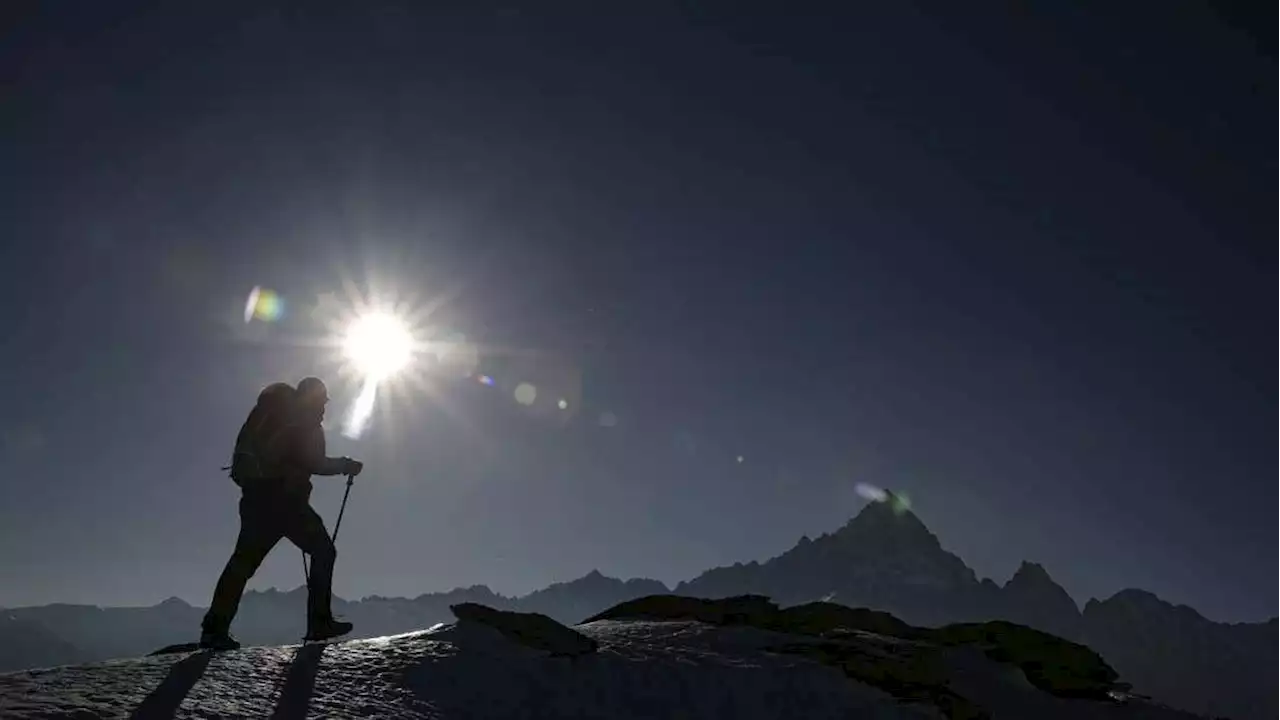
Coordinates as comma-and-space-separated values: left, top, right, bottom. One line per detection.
1, 3, 1272, 622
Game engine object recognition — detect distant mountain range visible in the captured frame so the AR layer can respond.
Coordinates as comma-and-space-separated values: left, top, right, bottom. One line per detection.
2, 496, 1273, 719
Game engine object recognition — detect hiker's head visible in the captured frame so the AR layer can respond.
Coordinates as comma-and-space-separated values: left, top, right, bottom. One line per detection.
296, 376, 330, 421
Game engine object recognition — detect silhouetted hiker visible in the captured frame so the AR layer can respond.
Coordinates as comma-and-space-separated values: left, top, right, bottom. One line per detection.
201, 377, 364, 650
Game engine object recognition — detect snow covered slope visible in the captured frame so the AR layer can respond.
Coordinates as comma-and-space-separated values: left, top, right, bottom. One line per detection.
0, 600, 1204, 720
0, 623, 925, 719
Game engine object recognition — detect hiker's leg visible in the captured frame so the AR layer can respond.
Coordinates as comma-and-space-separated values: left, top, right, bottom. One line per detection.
203, 495, 283, 634
284, 503, 336, 624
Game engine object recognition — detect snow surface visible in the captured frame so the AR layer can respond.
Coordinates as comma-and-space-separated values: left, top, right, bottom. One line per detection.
0, 619, 1200, 719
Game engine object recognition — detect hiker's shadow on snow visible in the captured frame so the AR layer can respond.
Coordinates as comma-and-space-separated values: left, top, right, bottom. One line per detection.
129, 651, 214, 720
269, 643, 327, 720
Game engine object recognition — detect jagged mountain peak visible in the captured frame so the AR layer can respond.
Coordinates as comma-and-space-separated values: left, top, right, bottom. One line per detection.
530, 570, 669, 598
999, 560, 1081, 640
412, 584, 503, 603
1005, 561, 1073, 595
539, 570, 614, 592
1005, 561, 1071, 596
1011, 560, 1052, 580
827, 493, 939, 549
672, 492, 983, 624
847, 491, 926, 524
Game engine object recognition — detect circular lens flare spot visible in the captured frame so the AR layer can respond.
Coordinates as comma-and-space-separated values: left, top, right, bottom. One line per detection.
244, 286, 284, 323
514, 382, 537, 406
343, 312, 413, 380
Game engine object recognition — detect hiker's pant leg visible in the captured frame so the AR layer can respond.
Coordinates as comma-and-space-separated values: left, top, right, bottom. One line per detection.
203, 495, 284, 633
284, 503, 336, 623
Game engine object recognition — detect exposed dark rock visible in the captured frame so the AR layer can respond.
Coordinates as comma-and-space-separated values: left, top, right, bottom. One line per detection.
587, 593, 1125, 718
583, 594, 778, 626
450, 602, 598, 657
777, 601, 917, 640
930, 621, 1119, 701
774, 637, 986, 720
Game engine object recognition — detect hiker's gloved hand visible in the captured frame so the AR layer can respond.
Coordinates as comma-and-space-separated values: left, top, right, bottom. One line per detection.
342, 458, 364, 477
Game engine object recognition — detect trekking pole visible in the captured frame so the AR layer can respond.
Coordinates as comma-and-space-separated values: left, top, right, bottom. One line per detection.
332, 474, 355, 544
302, 474, 356, 585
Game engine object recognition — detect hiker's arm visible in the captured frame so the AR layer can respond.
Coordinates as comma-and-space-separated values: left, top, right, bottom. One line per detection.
297, 425, 352, 476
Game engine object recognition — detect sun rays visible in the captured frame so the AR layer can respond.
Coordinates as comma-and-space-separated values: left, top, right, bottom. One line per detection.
237, 256, 584, 446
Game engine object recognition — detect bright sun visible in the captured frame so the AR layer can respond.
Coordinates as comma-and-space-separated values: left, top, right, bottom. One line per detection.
343, 312, 414, 380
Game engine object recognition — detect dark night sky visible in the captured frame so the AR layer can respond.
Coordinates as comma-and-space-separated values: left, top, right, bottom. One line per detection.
1, 2, 1273, 621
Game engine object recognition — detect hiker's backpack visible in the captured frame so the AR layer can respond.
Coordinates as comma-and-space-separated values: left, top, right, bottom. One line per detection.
226, 382, 297, 486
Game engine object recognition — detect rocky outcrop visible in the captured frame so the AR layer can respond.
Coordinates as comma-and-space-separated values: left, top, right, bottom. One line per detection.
586, 594, 916, 640
450, 602, 598, 657
589, 594, 1128, 718
586, 594, 779, 626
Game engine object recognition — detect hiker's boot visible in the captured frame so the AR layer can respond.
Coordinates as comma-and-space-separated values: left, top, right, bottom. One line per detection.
199, 630, 242, 651
305, 616, 353, 643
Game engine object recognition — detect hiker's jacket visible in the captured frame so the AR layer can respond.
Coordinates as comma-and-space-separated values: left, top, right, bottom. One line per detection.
265, 409, 349, 499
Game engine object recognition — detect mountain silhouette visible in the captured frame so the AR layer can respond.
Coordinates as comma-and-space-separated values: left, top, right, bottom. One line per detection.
675, 494, 991, 625
517, 569, 669, 622
0, 613, 81, 672
1000, 561, 1082, 641
1081, 590, 1277, 720
1, 496, 1272, 719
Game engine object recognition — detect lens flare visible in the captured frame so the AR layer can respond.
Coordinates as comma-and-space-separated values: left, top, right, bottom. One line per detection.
343, 312, 413, 381
889, 491, 912, 515
514, 382, 537, 406
855, 482, 913, 515
343, 377, 379, 439
244, 286, 284, 323
855, 482, 889, 503
337, 311, 415, 439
